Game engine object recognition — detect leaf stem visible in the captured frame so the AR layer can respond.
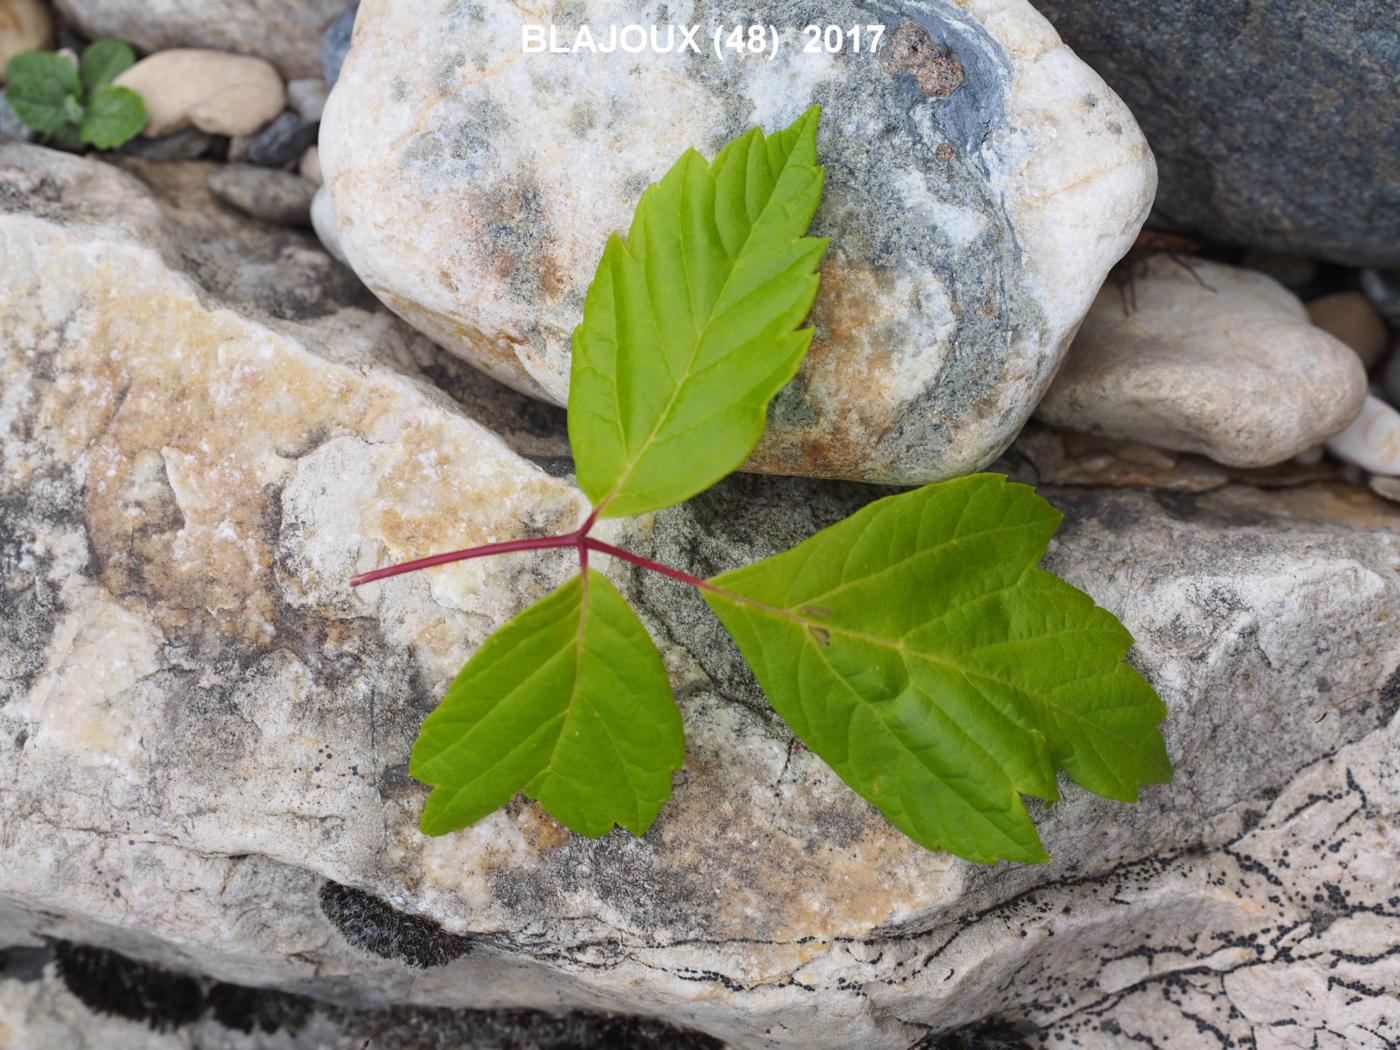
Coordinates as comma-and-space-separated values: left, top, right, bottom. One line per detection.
349, 533, 579, 588
350, 507, 734, 598
581, 537, 717, 593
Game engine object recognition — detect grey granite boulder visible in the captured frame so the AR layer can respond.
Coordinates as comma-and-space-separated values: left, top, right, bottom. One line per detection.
3, 144, 1399, 1047
1029, 0, 1400, 266
320, 0, 1156, 485
54, 0, 355, 79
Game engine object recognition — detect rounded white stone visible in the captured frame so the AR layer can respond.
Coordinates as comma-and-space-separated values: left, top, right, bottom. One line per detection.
1326, 394, 1400, 476
1037, 257, 1369, 467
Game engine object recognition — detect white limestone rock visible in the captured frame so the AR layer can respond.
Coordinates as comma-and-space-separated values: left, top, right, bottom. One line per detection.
319, 0, 1156, 485
1038, 257, 1369, 467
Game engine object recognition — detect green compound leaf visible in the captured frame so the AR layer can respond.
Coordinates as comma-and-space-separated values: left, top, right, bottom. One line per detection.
569, 104, 828, 519
5, 50, 81, 135
80, 85, 147, 149
81, 38, 137, 92
702, 474, 1172, 865
411, 570, 684, 839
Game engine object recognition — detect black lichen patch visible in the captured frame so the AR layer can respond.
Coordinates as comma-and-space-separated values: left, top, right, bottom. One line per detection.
319, 880, 475, 969
339, 1006, 724, 1050
44, 937, 720, 1048
918, 1015, 1039, 1048
0, 467, 87, 708
54, 942, 205, 1032
206, 981, 311, 1035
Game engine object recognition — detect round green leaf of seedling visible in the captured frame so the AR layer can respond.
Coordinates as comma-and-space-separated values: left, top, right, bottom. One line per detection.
5, 50, 83, 135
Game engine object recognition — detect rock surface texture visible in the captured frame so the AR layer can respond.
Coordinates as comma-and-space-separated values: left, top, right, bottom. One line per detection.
1029, 0, 1400, 266
319, 0, 1156, 486
1037, 257, 1368, 467
3, 144, 1399, 1048
53, 0, 355, 79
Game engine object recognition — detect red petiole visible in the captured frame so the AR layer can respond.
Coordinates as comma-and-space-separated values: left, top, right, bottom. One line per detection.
348, 507, 716, 594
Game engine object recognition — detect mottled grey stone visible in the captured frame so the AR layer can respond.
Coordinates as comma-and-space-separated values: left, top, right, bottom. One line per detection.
321, 0, 1156, 485
208, 163, 318, 225
247, 110, 320, 168
53, 0, 357, 79
1029, 0, 1400, 266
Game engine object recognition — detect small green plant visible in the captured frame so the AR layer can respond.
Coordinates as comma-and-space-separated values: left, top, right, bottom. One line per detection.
352, 106, 1172, 865
6, 39, 146, 150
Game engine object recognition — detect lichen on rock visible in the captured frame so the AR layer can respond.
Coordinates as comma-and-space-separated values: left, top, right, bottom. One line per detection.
2, 142, 1399, 1047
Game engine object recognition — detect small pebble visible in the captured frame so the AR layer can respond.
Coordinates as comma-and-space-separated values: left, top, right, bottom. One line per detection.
119, 128, 215, 163
1324, 395, 1400, 476
1370, 474, 1400, 505
288, 77, 329, 122
247, 110, 319, 168
0, 0, 54, 85
208, 164, 316, 226
1361, 268, 1400, 326
116, 49, 286, 138
311, 183, 348, 263
227, 134, 251, 163
299, 144, 322, 185
0, 89, 33, 142
321, 7, 358, 86
1307, 291, 1388, 369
